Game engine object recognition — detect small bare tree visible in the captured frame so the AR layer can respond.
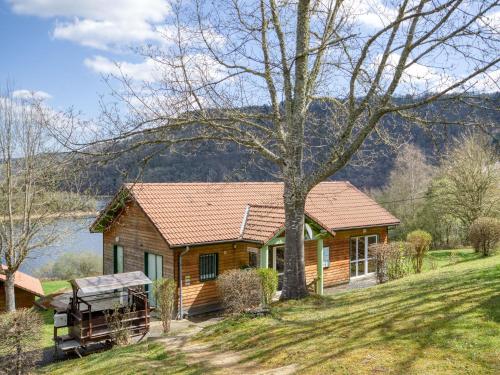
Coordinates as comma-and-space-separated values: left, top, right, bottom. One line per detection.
65, 0, 499, 299
0, 88, 87, 311
371, 144, 435, 236
0, 308, 43, 375
153, 278, 177, 333
429, 133, 500, 233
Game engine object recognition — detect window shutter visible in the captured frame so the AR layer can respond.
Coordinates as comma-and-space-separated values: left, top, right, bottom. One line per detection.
113, 245, 118, 273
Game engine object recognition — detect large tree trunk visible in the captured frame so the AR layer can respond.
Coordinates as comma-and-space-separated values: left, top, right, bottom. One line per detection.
4, 271, 16, 312
281, 180, 308, 300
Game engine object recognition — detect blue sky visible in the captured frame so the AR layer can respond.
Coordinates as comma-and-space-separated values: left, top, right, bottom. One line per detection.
0, 1, 498, 118
0, 0, 170, 116
0, 2, 102, 114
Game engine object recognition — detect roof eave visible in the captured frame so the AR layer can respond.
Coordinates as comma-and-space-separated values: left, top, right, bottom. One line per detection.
331, 221, 401, 231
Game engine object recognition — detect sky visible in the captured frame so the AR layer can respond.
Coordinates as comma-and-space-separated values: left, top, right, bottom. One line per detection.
0, 0, 498, 118
0, 0, 172, 116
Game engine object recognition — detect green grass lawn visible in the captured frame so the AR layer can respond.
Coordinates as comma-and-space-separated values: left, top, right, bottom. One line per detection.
424, 248, 482, 271
38, 250, 499, 374
41, 280, 70, 295
197, 251, 500, 374
39, 342, 204, 375
35, 280, 71, 350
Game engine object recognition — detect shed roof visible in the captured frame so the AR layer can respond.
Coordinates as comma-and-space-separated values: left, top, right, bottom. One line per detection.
91, 182, 400, 247
0, 265, 44, 297
71, 271, 152, 295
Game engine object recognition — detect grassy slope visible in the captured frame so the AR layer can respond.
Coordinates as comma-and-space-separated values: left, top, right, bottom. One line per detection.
39, 251, 499, 374
199, 251, 499, 374
39, 342, 204, 375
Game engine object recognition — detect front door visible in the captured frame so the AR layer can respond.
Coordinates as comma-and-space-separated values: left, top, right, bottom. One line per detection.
350, 235, 378, 278
269, 246, 285, 291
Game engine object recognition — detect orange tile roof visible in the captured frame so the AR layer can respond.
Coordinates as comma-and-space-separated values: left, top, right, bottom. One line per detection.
0, 265, 45, 297
96, 181, 399, 247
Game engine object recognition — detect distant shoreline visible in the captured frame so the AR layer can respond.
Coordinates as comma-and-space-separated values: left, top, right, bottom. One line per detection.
1, 210, 98, 222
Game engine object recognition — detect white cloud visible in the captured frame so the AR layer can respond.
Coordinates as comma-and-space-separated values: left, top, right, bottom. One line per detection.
372, 53, 457, 94
12, 89, 52, 100
9, 0, 171, 50
84, 53, 227, 84
478, 10, 500, 30
84, 55, 161, 82
342, 0, 399, 28
468, 70, 500, 93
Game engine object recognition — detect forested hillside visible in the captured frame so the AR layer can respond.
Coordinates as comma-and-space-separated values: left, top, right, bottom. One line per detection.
84, 94, 499, 195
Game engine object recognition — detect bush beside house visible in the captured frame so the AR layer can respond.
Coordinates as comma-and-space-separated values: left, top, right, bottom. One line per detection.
370, 242, 412, 283
257, 268, 278, 307
217, 269, 262, 314
153, 278, 177, 333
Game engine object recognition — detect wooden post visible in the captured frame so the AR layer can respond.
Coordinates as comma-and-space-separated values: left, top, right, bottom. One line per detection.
259, 245, 269, 268
316, 238, 324, 295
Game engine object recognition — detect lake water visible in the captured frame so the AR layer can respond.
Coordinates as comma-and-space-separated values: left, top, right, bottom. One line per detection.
20, 216, 103, 276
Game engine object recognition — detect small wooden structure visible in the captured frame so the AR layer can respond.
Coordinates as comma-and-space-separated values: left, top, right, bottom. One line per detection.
53, 271, 151, 356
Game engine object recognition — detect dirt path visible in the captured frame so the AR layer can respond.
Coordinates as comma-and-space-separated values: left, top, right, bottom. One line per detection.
152, 321, 297, 375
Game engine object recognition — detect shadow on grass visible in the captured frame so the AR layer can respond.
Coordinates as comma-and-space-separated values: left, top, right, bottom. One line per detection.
40, 342, 207, 375
200, 255, 500, 374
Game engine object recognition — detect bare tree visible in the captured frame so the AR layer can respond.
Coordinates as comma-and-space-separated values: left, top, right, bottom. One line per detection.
0, 89, 88, 311
68, 0, 499, 299
429, 133, 500, 232
371, 143, 435, 236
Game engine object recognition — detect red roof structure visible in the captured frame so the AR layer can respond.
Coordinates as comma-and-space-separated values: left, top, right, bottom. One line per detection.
92, 181, 399, 247
0, 265, 44, 297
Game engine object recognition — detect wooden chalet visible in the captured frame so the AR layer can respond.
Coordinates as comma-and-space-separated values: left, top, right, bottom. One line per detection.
91, 182, 400, 317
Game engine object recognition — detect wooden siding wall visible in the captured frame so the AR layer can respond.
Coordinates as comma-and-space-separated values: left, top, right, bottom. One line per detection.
305, 227, 388, 287
0, 284, 37, 311
103, 204, 389, 314
103, 201, 174, 280
173, 242, 253, 313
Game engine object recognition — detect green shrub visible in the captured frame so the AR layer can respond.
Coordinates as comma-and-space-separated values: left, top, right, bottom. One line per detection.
257, 268, 278, 306
217, 269, 261, 314
407, 230, 432, 273
370, 242, 412, 283
469, 217, 500, 256
153, 278, 177, 333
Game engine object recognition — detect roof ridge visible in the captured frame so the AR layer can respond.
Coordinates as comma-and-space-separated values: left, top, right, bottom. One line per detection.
247, 203, 284, 209
126, 181, 350, 186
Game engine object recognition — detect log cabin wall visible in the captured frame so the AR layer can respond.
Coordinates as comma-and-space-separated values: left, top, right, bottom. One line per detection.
173, 241, 255, 314
103, 202, 389, 314
103, 200, 174, 280
0, 285, 37, 311
305, 226, 388, 287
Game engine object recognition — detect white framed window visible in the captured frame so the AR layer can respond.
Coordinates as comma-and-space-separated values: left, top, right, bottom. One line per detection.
350, 235, 378, 277
323, 247, 330, 268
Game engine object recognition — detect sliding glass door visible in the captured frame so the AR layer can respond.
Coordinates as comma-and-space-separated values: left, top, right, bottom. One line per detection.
350, 235, 378, 278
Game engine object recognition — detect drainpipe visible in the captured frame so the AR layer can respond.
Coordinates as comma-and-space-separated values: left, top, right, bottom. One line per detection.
178, 246, 190, 320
